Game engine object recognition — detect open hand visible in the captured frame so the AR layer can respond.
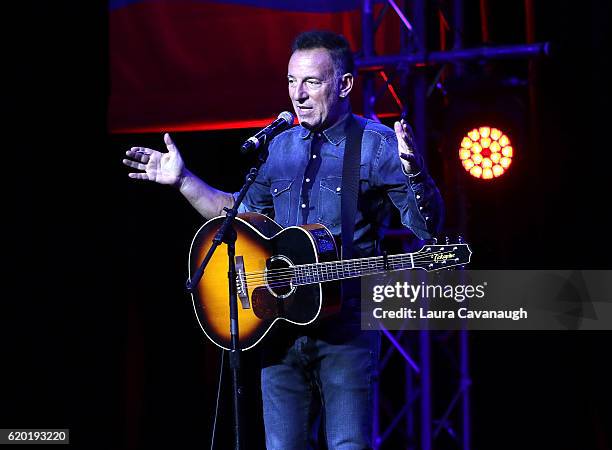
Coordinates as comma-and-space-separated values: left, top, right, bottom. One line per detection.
123, 133, 185, 187
394, 119, 422, 175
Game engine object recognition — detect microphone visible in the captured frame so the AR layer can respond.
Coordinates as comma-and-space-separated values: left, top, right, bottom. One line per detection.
240, 111, 295, 154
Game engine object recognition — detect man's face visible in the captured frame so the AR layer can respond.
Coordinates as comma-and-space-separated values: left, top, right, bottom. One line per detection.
288, 48, 342, 130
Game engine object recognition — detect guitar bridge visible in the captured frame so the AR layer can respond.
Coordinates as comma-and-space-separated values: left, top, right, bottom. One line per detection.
235, 255, 250, 309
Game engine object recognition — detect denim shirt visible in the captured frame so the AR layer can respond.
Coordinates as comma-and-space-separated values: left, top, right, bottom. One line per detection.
237, 114, 444, 257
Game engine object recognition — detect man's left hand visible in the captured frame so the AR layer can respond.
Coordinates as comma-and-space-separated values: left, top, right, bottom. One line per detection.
394, 119, 422, 175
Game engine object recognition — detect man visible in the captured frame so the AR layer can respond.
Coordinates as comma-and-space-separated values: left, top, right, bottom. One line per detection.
123, 30, 443, 449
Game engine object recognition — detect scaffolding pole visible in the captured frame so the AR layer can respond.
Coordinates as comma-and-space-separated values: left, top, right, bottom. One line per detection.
359, 1, 550, 449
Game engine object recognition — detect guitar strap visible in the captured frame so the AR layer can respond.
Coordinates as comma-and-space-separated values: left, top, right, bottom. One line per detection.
341, 114, 364, 259
341, 114, 364, 301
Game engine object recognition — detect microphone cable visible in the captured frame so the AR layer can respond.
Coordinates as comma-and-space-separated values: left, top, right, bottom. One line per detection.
209, 348, 224, 450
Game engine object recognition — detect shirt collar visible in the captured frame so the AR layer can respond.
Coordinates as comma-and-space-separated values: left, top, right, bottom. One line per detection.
298, 113, 351, 146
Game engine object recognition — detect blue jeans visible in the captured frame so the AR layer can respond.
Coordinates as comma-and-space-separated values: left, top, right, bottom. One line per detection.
261, 328, 380, 450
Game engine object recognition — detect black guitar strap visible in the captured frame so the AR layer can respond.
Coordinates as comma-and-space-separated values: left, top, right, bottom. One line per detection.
340, 113, 364, 303
341, 114, 364, 260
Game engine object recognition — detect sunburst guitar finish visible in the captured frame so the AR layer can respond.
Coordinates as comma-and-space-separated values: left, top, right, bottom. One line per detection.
189, 213, 340, 350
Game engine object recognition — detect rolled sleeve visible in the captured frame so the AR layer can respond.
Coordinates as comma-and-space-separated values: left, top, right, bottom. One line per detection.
375, 133, 444, 239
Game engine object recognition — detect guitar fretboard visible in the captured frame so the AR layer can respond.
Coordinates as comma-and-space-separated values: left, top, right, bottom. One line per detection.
289, 245, 468, 286
292, 254, 414, 285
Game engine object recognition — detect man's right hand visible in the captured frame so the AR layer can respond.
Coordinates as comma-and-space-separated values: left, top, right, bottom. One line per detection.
123, 133, 185, 188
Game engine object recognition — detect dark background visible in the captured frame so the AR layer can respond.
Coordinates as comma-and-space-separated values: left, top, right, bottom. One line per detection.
2, 1, 610, 449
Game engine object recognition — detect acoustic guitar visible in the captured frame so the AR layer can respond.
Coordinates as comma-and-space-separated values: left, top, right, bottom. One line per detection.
188, 212, 471, 350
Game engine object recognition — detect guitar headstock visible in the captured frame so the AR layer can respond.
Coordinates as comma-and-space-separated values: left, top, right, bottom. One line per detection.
412, 239, 472, 271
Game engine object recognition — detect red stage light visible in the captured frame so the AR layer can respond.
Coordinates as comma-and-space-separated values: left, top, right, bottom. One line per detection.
458, 126, 513, 179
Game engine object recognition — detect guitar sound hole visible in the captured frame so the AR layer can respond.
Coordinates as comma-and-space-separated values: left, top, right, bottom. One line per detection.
265, 255, 295, 299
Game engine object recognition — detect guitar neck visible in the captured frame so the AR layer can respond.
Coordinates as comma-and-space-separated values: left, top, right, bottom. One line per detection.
291, 243, 469, 285
292, 253, 415, 286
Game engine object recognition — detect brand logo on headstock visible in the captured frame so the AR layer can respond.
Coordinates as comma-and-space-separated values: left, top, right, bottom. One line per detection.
433, 252, 455, 263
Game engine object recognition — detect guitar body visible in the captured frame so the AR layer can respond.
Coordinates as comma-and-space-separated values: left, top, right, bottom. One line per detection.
189, 213, 341, 350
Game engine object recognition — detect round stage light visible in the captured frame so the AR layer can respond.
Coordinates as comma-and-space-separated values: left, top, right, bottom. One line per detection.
458, 126, 513, 179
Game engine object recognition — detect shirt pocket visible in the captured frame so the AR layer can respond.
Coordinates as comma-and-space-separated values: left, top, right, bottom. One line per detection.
318, 176, 342, 228
270, 179, 293, 225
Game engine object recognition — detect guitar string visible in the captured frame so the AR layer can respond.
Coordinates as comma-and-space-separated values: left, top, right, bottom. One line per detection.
238, 249, 463, 281
243, 262, 458, 290
244, 265, 429, 290
238, 249, 461, 278
240, 253, 464, 285
234, 251, 466, 289
241, 263, 466, 290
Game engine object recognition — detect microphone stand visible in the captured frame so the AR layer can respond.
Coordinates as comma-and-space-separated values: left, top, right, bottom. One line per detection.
186, 147, 269, 450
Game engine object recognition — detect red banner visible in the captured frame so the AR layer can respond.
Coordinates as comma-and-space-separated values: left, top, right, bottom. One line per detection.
109, 0, 401, 132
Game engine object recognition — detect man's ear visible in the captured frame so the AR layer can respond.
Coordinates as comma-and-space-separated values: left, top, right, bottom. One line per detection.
339, 73, 354, 98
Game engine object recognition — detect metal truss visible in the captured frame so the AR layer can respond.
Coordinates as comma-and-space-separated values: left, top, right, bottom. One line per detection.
356, 1, 548, 449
